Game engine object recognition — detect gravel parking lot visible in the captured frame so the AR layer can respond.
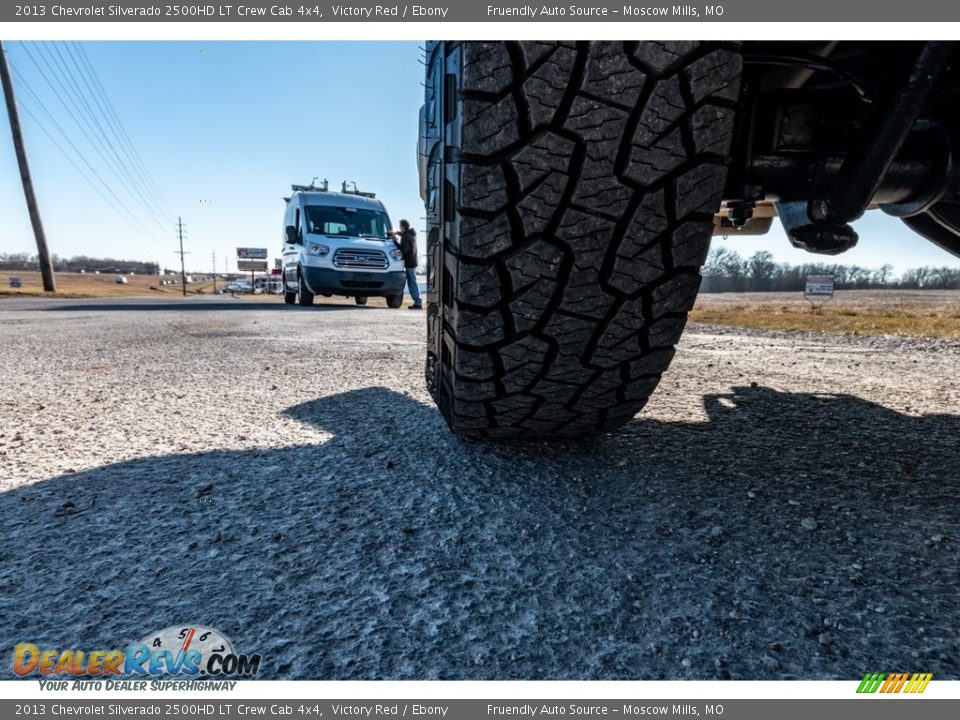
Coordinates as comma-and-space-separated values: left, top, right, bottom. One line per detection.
1, 295, 958, 680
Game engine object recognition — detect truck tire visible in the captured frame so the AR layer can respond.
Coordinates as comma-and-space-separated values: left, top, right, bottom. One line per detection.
284, 289, 297, 305
297, 271, 314, 306
423, 41, 741, 438
386, 294, 403, 309
355, 296, 368, 306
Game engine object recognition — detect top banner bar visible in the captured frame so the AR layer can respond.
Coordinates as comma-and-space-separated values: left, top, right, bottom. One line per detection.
6, 1, 960, 23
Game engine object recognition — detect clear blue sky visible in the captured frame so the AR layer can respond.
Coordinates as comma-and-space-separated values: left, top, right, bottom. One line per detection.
0, 41, 424, 274
2, 40, 960, 276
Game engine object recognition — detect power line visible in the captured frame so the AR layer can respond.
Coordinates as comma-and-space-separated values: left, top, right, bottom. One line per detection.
11, 64, 171, 250
70, 41, 174, 221
19, 42, 170, 236
18, 43, 158, 220
9, 63, 172, 253
42, 41, 172, 234
9, 41, 181, 267
16, 106, 172, 256
54, 41, 173, 230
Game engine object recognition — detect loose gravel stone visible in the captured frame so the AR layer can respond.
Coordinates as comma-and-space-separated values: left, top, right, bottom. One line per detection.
0, 295, 958, 680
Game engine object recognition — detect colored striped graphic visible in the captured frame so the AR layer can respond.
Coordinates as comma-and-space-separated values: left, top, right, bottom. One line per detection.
857, 672, 932, 693
904, 673, 934, 693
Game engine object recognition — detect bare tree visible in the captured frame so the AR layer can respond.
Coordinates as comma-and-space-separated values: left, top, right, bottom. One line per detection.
747, 251, 776, 291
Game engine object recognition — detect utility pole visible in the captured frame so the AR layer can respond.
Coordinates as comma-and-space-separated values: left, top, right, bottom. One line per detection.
175, 217, 189, 297
0, 40, 56, 292
211, 250, 216, 293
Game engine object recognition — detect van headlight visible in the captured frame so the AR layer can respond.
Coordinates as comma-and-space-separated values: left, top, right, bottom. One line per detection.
390, 249, 402, 260
306, 243, 330, 257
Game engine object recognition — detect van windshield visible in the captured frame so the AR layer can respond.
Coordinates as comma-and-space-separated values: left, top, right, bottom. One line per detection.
304, 206, 391, 239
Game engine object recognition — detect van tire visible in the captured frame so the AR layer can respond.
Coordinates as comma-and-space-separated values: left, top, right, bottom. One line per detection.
386, 294, 403, 309
423, 41, 741, 438
355, 296, 368, 306
297, 271, 314, 306
284, 290, 296, 305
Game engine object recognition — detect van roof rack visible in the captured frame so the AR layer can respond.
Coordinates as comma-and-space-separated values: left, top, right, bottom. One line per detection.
341, 181, 376, 198
284, 178, 377, 201
285, 178, 329, 201
290, 177, 329, 194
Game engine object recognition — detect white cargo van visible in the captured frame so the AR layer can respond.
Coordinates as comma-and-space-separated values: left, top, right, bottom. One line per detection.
281, 181, 406, 307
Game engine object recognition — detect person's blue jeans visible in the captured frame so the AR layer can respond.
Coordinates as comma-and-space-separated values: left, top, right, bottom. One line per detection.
405, 267, 422, 306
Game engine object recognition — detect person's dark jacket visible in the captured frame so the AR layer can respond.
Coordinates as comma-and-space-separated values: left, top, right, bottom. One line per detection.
394, 228, 418, 269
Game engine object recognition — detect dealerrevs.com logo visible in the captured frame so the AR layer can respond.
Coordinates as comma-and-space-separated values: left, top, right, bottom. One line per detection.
14, 626, 261, 679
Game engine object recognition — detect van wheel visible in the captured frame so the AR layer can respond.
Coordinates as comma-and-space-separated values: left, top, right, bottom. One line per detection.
424, 41, 742, 438
284, 290, 296, 304
297, 272, 314, 306
386, 294, 403, 309
355, 296, 368, 306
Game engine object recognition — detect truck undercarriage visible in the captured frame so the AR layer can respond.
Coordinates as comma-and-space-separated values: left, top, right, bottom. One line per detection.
722, 41, 960, 259
419, 41, 960, 438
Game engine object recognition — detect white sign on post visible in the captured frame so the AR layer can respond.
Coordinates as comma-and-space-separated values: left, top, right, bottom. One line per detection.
804, 273, 835, 313
804, 274, 835, 297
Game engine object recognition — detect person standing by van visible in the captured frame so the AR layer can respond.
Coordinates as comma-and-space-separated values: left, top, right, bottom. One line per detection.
389, 219, 422, 309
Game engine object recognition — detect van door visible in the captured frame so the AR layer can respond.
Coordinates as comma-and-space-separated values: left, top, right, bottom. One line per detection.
282, 200, 301, 288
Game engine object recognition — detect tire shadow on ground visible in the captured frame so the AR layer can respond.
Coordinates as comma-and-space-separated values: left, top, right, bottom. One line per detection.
2, 386, 958, 680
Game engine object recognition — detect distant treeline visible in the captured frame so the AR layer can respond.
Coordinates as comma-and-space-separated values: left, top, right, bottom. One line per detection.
0, 253, 159, 275
3, 248, 959, 291
701, 248, 960, 292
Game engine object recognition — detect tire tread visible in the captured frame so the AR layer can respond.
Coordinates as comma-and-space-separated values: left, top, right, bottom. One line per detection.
427, 41, 741, 438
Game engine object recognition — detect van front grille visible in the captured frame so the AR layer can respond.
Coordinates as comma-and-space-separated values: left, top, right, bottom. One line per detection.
333, 248, 388, 270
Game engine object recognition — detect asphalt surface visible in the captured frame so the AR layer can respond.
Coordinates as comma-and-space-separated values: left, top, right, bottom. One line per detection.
1, 294, 958, 680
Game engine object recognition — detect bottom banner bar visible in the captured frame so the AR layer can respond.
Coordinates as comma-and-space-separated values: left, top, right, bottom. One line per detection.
2, 699, 957, 720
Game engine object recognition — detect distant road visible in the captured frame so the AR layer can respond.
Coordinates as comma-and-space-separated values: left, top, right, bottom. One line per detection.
0, 294, 294, 312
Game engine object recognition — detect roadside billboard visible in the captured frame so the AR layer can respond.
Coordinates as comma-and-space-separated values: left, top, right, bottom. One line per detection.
237, 260, 268, 272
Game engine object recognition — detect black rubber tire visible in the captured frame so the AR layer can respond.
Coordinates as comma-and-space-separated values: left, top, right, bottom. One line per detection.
386, 294, 403, 309
355, 296, 368, 306
423, 41, 741, 438
284, 290, 297, 305
297, 271, 314, 307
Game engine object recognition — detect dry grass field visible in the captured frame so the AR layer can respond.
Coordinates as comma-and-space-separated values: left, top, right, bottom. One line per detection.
4, 272, 960, 337
0, 270, 219, 298
692, 289, 960, 339
0, 270, 411, 307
